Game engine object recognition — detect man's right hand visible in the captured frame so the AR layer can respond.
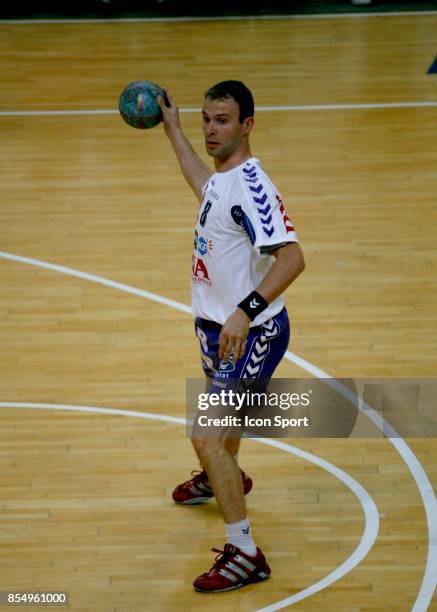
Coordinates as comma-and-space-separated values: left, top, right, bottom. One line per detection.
157, 88, 181, 135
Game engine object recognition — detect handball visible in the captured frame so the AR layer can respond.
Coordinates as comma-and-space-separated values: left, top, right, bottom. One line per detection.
118, 80, 164, 129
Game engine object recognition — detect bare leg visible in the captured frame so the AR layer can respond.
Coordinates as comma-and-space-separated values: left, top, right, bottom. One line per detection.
192, 437, 245, 523
191, 377, 245, 522
200, 376, 241, 463
224, 436, 240, 457
196, 437, 240, 466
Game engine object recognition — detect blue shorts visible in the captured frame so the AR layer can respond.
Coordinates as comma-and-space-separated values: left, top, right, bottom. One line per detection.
194, 307, 290, 392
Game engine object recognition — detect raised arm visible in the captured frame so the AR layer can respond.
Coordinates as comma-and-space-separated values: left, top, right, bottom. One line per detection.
157, 90, 213, 203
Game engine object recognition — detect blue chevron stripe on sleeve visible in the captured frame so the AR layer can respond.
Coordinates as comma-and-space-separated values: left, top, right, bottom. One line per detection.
241, 165, 276, 238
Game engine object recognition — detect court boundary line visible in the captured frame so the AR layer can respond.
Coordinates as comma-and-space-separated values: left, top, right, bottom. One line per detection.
1, 101, 437, 118
0, 249, 435, 611
1, 11, 437, 25
0, 401, 379, 611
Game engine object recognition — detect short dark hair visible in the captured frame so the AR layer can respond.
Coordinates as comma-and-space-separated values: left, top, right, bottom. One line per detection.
204, 80, 255, 123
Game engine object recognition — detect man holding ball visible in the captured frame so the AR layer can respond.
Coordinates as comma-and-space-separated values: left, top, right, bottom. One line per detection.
157, 81, 305, 592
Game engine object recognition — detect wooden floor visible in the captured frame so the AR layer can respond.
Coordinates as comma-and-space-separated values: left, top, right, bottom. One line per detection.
0, 12, 436, 612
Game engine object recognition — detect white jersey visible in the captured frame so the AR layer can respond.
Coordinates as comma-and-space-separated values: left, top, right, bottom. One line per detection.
191, 157, 298, 326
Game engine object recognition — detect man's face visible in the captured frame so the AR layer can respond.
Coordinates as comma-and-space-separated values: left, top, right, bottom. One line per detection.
202, 96, 252, 160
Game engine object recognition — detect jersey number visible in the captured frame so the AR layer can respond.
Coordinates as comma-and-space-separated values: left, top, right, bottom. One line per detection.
199, 201, 212, 227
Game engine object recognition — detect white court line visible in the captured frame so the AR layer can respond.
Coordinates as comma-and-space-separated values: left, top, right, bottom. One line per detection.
279, 356, 437, 612
1, 101, 437, 117
0, 10, 436, 24
0, 249, 436, 611
0, 251, 192, 315
0, 401, 379, 611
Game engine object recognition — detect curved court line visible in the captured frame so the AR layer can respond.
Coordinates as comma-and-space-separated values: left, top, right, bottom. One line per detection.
1, 250, 435, 610
0, 401, 379, 611
0, 251, 192, 314
254, 438, 379, 611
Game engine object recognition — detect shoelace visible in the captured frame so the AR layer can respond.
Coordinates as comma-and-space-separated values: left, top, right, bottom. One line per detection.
206, 546, 235, 573
190, 469, 211, 488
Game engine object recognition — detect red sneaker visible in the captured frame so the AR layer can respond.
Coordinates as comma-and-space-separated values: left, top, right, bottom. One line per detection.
193, 544, 271, 592
172, 469, 253, 505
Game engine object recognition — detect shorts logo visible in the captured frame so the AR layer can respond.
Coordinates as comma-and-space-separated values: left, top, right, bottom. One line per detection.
219, 358, 235, 373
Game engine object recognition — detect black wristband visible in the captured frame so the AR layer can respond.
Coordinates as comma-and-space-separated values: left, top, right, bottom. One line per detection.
237, 291, 268, 321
